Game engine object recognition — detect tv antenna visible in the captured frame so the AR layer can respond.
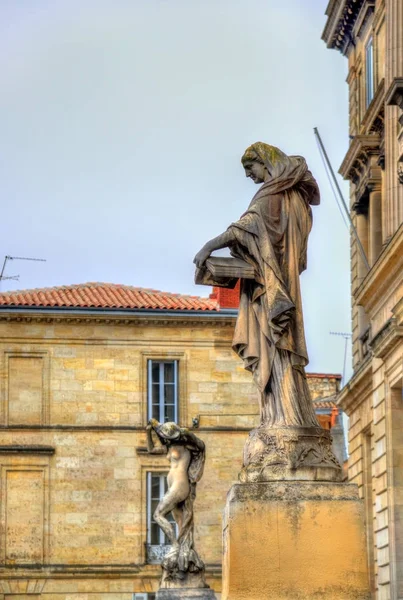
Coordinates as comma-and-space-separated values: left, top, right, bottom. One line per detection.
0, 255, 47, 284
329, 331, 352, 386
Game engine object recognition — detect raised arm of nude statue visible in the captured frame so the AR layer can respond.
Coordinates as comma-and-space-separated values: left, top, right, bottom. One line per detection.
146, 418, 163, 453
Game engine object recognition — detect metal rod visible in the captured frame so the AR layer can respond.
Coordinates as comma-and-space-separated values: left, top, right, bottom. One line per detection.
314, 127, 370, 272
342, 336, 349, 386
0, 256, 8, 281
330, 331, 352, 387
0, 255, 47, 283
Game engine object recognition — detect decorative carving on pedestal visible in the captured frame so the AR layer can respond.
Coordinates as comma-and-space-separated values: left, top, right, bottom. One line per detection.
194, 142, 342, 483
240, 426, 341, 483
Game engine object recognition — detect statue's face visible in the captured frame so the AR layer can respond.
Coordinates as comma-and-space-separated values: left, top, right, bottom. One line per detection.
243, 160, 266, 184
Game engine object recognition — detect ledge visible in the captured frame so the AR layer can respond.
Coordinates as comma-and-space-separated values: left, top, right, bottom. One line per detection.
371, 300, 403, 360
339, 134, 381, 180
0, 308, 236, 327
0, 445, 55, 455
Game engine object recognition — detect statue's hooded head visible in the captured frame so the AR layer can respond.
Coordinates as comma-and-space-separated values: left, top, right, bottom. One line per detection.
241, 142, 287, 178
157, 421, 181, 442
241, 141, 320, 205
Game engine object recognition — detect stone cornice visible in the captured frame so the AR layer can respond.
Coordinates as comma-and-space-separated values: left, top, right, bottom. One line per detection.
322, 0, 366, 55
336, 358, 372, 415
352, 0, 375, 39
371, 315, 403, 361
0, 562, 222, 579
0, 309, 236, 328
354, 223, 403, 312
339, 134, 381, 181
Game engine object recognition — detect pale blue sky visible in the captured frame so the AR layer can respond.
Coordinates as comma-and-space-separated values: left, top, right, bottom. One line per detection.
0, 0, 352, 377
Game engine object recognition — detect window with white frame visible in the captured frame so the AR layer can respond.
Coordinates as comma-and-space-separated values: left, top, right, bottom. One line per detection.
365, 37, 374, 108
147, 360, 178, 423
146, 472, 177, 563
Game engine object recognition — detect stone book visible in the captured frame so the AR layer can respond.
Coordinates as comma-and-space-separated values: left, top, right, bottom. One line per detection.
194, 256, 255, 289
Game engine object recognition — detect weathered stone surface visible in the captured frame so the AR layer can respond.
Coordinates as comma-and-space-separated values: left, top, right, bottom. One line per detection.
0, 314, 343, 597
156, 587, 216, 600
240, 425, 342, 483
194, 142, 342, 482
222, 481, 370, 600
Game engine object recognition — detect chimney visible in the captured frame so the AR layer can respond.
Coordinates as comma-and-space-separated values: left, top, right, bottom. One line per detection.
209, 280, 240, 309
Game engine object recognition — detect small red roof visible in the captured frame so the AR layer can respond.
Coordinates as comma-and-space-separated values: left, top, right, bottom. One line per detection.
0, 282, 219, 312
306, 373, 342, 380
313, 399, 337, 409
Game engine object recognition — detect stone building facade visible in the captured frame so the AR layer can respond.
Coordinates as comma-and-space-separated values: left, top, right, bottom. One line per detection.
323, 1, 403, 598
0, 282, 343, 599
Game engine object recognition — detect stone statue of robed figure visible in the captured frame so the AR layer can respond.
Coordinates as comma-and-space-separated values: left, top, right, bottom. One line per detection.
194, 142, 341, 482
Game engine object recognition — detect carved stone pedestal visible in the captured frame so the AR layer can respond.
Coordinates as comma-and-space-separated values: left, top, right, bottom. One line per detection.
240, 425, 343, 483
222, 481, 370, 600
156, 569, 216, 600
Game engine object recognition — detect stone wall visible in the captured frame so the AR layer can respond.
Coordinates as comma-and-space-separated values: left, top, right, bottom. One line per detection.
0, 313, 343, 599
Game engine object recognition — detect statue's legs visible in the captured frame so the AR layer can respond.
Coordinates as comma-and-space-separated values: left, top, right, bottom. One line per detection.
154, 491, 181, 547
172, 503, 184, 536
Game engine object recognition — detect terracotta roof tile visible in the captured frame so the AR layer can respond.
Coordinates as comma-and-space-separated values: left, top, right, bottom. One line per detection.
306, 373, 342, 380
0, 282, 219, 312
312, 396, 338, 409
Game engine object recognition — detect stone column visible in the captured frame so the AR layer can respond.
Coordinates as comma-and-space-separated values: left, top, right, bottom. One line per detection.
355, 210, 369, 282
384, 0, 403, 239
369, 185, 383, 265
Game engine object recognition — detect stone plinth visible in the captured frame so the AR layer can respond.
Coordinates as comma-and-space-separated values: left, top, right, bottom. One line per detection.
222, 481, 370, 600
156, 568, 216, 600
156, 588, 216, 599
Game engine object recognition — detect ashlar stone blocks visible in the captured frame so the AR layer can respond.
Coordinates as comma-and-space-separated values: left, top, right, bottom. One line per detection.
222, 481, 370, 600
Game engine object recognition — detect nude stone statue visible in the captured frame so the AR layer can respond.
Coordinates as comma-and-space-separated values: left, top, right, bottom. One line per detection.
194, 142, 342, 483
147, 419, 214, 596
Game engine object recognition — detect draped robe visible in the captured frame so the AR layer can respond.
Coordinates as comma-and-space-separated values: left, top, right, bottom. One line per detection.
228, 156, 320, 428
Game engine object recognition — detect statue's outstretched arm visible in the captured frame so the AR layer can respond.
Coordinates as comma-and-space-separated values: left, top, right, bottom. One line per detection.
193, 230, 236, 268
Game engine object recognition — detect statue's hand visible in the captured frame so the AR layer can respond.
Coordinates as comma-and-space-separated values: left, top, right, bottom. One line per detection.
193, 245, 212, 268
